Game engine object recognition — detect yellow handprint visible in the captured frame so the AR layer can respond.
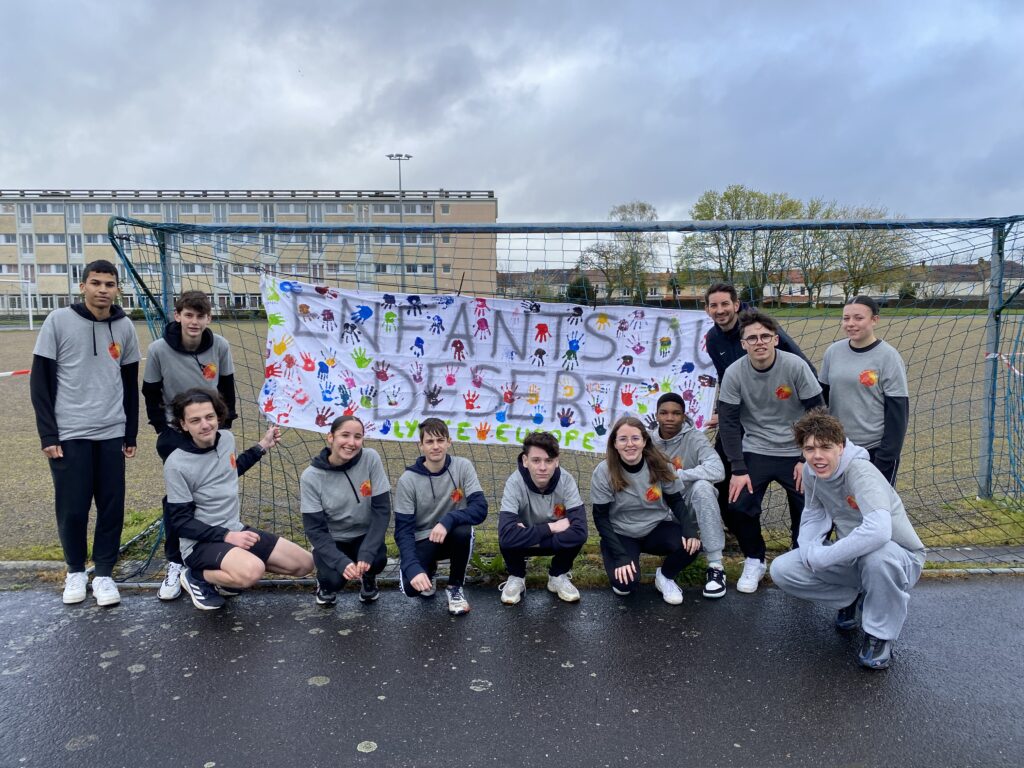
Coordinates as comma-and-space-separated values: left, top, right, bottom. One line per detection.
272, 334, 294, 355
526, 384, 541, 405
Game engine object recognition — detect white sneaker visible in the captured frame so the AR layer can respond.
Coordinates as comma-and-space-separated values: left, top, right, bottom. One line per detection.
62, 571, 88, 604
547, 572, 581, 603
159, 562, 184, 601
736, 558, 767, 594
500, 575, 526, 605
92, 576, 121, 607
446, 586, 470, 615
654, 568, 683, 605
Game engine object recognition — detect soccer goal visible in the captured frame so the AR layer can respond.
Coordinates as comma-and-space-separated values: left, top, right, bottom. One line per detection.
108, 214, 1024, 576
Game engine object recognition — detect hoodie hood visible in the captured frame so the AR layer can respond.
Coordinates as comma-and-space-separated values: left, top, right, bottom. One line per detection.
311, 446, 363, 472
163, 321, 215, 355
406, 455, 452, 476
159, 427, 220, 457
516, 458, 561, 496
71, 301, 128, 356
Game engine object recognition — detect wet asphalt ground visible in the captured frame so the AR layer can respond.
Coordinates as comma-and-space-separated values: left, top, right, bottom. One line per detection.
0, 577, 1021, 768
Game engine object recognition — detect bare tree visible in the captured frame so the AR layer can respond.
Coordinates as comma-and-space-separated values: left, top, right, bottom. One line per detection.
608, 201, 664, 303
790, 197, 841, 306
834, 206, 909, 301
578, 241, 622, 302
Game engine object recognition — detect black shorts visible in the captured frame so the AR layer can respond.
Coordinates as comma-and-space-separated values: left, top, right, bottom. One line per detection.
185, 526, 280, 572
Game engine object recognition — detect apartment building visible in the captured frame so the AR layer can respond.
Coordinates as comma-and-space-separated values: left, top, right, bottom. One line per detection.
0, 189, 498, 315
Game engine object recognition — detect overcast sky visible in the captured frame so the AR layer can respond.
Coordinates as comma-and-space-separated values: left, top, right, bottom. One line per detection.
2, 1, 1022, 222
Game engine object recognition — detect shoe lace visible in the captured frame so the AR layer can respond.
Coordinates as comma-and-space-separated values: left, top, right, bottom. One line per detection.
449, 586, 464, 601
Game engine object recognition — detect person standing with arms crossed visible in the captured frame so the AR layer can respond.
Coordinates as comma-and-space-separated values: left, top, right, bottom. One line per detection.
30, 259, 141, 607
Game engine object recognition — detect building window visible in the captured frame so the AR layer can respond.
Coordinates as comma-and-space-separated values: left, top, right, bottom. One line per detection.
375, 264, 388, 273
421, 264, 434, 274
18, 204, 32, 224
262, 234, 275, 255
0, 203, 14, 213
372, 204, 385, 214
36, 234, 67, 245
130, 203, 162, 215
0, 263, 18, 274
275, 203, 305, 215
85, 234, 107, 244
83, 203, 114, 214
19, 234, 33, 254
21, 264, 36, 281
115, 203, 130, 218
249, 294, 262, 307
213, 203, 227, 223
1, 234, 16, 244
228, 202, 259, 214
34, 203, 65, 214
261, 204, 275, 223
37, 264, 70, 275
308, 204, 323, 223
214, 235, 228, 254
373, 234, 386, 244
71, 264, 85, 282
442, 264, 451, 274
440, 204, 450, 215
66, 204, 81, 225
69, 234, 82, 255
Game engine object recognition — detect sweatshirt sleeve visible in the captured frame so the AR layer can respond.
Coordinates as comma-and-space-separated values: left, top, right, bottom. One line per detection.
665, 490, 698, 538
141, 379, 168, 434
163, 496, 230, 543
30, 354, 60, 449
551, 504, 588, 548
676, 432, 725, 483
439, 460, 488, 530
217, 374, 238, 429
393, 475, 426, 583
497, 508, 552, 549
592, 502, 630, 566
358, 492, 392, 564
717, 401, 746, 473
120, 361, 140, 448
873, 395, 909, 483
235, 445, 266, 476
302, 510, 350, 574
796, 474, 834, 571
804, 504, 891, 572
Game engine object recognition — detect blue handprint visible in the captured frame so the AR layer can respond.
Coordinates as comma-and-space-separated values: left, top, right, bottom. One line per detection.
321, 383, 336, 403
673, 361, 696, 375
337, 385, 352, 407
262, 379, 278, 398
351, 305, 373, 324
410, 337, 425, 357
495, 408, 508, 423
279, 280, 303, 295
379, 419, 392, 435
593, 417, 606, 436
317, 361, 330, 383
532, 405, 546, 425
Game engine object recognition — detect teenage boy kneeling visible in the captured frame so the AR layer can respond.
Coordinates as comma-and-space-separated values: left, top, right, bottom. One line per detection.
770, 409, 925, 670
393, 418, 488, 616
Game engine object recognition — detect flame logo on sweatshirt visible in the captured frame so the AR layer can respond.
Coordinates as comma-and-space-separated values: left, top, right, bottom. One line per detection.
554, 504, 566, 519
672, 456, 684, 471
859, 369, 879, 387
645, 486, 662, 502
847, 495, 859, 510
775, 385, 793, 400
360, 480, 372, 497
451, 487, 464, 503
108, 341, 121, 360
229, 453, 237, 469
202, 362, 218, 380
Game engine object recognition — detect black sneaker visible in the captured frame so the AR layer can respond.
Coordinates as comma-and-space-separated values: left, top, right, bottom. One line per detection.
359, 573, 380, 603
835, 594, 863, 631
858, 633, 893, 670
702, 566, 727, 599
315, 584, 337, 607
179, 568, 225, 611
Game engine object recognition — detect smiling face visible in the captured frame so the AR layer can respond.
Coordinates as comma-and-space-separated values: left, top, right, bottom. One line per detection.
842, 303, 879, 347
524, 445, 559, 489
706, 291, 740, 331
739, 321, 779, 368
80, 270, 119, 318
613, 423, 646, 465
175, 307, 213, 347
180, 401, 220, 449
327, 418, 364, 464
655, 400, 686, 439
419, 430, 452, 471
802, 436, 844, 479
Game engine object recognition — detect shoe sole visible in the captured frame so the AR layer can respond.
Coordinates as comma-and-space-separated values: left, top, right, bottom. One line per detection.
62, 592, 87, 605
315, 598, 337, 607
359, 593, 380, 603
859, 658, 891, 670
94, 594, 121, 607
180, 571, 224, 611
654, 582, 683, 605
702, 588, 726, 599
735, 583, 759, 594
501, 592, 523, 605
547, 584, 580, 602
448, 606, 470, 615
611, 587, 631, 596
159, 588, 181, 601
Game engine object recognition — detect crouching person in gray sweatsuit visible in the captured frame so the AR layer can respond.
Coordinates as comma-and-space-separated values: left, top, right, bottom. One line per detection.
163, 388, 314, 611
770, 409, 925, 670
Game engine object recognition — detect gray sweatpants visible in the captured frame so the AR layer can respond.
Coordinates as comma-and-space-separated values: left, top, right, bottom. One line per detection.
769, 541, 924, 640
683, 479, 725, 564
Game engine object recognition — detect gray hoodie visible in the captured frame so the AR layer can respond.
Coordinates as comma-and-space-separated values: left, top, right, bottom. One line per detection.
798, 440, 925, 572
646, 420, 725, 485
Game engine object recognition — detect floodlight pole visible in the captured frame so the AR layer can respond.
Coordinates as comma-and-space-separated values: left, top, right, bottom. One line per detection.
387, 153, 412, 291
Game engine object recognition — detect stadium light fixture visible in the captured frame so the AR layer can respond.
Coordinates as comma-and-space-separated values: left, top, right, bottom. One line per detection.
386, 153, 413, 290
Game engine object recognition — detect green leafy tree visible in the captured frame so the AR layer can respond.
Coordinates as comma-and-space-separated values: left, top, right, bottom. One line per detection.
834, 205, 909, 301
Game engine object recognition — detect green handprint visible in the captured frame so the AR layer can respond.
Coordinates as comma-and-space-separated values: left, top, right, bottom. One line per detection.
661, 377, 673, 392
266, 284, 281, 303
668, 317, 680, 331
267, 312, 284, 328
351, 347, 372, 369
383, 311, 398, 332
637, 402, 648, 415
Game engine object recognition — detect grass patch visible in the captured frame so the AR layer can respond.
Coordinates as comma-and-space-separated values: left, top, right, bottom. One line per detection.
0, 507, 159, 562
917, 497, 1024, 548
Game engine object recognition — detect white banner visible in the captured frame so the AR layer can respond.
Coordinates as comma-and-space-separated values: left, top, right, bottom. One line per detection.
259, 277, 717, 453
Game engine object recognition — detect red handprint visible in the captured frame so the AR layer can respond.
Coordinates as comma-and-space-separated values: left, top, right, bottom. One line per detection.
445, 365, 458, 387
451, 339, 466, 361
262, 397, 275, 413
265, 362, 282, 379
292, 388, 311, 406
301, 352, 316, 372
343, 401, 359, 417
535, 323, 550, 342
620, 385, 636, 407
276, 404, 293, 424
474, 318, 491, 340
476, 422, 491, 440
474, 298, 490, 316
315, 406, 336, 427
501, 383, 518, 404
464, 391, 480, 410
